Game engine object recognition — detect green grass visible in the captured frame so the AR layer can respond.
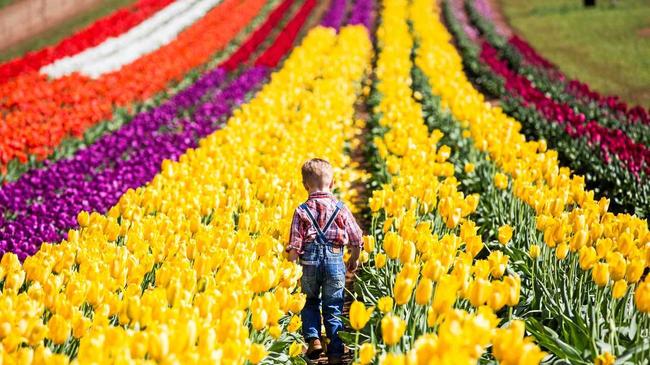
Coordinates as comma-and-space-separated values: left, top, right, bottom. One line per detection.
499, 0, 650, 108
0, 0, 15, 10
0, 0, 137, 62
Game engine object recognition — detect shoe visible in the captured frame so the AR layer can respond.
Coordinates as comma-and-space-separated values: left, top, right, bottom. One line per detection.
328, 355, 343, 365
306, 338, 323, 360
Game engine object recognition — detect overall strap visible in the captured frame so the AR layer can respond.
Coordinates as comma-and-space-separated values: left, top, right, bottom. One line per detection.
300, 201, 344, 244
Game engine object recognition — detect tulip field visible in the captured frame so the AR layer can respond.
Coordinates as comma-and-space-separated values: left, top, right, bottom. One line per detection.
0, 0, 648, 364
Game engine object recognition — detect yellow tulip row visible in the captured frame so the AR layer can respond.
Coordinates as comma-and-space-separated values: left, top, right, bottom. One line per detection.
348, 1, 545, 364
410, 0, 649, 311
0, 25, 372, 364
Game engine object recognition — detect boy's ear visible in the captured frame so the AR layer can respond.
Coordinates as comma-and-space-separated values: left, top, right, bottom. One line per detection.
303, 180, 310, 191
330, 178, 335, 189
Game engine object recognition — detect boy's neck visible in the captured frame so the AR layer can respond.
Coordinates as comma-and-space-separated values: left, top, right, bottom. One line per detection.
308, 188, 332, 196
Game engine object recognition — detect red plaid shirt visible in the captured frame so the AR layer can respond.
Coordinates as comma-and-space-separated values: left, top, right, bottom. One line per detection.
287, 191, 363, 253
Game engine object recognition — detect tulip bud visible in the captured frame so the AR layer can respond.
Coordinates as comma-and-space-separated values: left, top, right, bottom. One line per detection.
634, 281, 650, 313
592, 262, 610, 287
359, 343, 376, 365
415, 278, 433, 305
529, 244, 541, 259
384, 232, 402, 260
393, 277, 414, 305
612, 279, 627, 299
497, 225, 513, 245
377, 296, 394, 313
350, 301, 374, 331
381, 314, 406, 346
494, 173, 509, 190
464, 163, 475, 174
288, 342, 302, 357
47, 314, 70, 345
555, 243, 569, 260
248, 343, 267, 364
375, 253, 387, 269
363, 235, 376, 253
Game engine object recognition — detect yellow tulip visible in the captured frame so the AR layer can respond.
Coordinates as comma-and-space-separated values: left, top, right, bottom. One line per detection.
494, 173, 509, 190
393, 277, 414, 305
379, 353, 406, 365
497, 225, 513, 245
464, 162, 475, 174
287, 315, 302, 333
555, 243, 569, 260
288, 341, 303, 357
626, 259, 644, 283
579, 246, 598, 270
350, 301, 374, 330
384, 232, 403, 260
634, 281, 650, 313
375, 253, 387, 269
377, 297, 394, 313
415, 278, 433, 305
381, 313, 406, 346
47, 314, 70, 345
268, 325, 281, 339
77, 211, 90, 227
363, 235, 376, 253
594, 351, 616, 365
468, 278, 491, 308
248, 343, 267, 364
359, 343, 376, 365
612, 279, 627, 299
529, 244, 541, 260
592, 262, 610, 287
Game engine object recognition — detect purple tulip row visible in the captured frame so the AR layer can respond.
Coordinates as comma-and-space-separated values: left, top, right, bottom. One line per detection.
321, 0, 348, 30
0, 67, 268, 260
348, 0, 375, 30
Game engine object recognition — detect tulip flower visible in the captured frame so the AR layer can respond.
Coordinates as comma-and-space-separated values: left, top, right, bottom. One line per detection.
359, 343, 376, 365
634, 281, 650, 313
494, 173, 509, 190
592, 262, 610, 287
350, 301, 375, 330
375, 253, 387, 269
47, 314, 70, 345
612, 280, 628, 299
288, 342, 303, 357
381, 313, 406, 346
497, 224, 513, 245
393, 277, 415, 305
529, 244, 541, 259
248, 343, 268, 364
594, 352, 616, 365
377, 296, 394, 313
415, 278, 433, 305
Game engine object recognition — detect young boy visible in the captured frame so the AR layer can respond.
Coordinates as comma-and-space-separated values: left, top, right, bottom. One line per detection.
287, 158, 363, 364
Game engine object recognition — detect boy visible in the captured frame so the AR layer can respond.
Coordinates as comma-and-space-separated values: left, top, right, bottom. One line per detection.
287, 158, 363, 364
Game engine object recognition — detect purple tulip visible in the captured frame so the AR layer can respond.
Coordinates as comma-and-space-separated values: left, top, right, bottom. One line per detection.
347, 0, 375, 31
321, 0, 347, 30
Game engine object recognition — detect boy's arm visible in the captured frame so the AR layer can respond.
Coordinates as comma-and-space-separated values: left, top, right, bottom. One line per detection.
342, 206, 363, 272
286, 209, 303, 262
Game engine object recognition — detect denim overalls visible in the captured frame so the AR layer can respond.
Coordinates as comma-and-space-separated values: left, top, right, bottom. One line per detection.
299, 201, 347, 357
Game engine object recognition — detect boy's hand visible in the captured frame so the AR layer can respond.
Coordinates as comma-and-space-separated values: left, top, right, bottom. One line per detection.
347, 246, 361, 273
287, 249, 299, 262
346, 259, 359, 273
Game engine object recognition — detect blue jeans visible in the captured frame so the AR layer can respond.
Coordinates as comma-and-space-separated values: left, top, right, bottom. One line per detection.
300, 241, 346, 356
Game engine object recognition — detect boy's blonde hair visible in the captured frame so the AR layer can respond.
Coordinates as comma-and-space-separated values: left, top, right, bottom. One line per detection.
302, 158, 333, 189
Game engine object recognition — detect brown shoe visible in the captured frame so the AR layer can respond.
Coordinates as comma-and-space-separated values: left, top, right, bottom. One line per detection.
328, 355, 343, 365
306, 338, 323, 360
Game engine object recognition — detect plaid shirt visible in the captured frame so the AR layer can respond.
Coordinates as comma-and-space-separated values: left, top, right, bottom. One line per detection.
287, 191, 363, 253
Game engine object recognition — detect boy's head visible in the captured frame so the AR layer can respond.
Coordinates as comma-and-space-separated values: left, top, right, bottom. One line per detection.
301, 158, 334, 192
